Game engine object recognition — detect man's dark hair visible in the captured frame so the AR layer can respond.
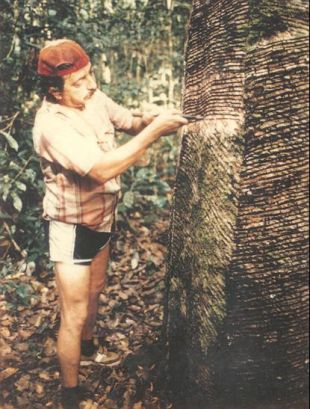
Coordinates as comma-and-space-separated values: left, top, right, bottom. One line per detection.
39, 75, 64, 102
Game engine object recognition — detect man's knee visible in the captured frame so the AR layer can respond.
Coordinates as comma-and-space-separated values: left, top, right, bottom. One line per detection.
55, 262, 91, 327
61, 301, 89, 330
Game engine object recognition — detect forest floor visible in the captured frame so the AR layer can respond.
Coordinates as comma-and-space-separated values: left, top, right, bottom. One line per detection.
0, 212, 308, 409
0, 212, 172, 409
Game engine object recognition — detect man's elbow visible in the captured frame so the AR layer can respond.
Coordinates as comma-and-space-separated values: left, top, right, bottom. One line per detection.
88, 164, 113, 184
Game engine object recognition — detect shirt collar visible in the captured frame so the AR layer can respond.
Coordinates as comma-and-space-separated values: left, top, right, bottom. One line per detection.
41, 98, 82, 116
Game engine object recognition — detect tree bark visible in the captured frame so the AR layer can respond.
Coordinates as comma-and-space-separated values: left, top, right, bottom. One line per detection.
166, 0, 309, 406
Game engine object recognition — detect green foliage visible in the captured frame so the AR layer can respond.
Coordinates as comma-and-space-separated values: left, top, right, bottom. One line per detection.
119, 167, 171, 214
1, 281, 33, 308
119, 130, 177, 221
0, 0, 190, 265
0, 262, 35, 308
118, 132, 180, 227
0, 112, 46, 261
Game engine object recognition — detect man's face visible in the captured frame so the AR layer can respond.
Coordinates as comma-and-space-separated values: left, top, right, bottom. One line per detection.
60, 63, 97, 109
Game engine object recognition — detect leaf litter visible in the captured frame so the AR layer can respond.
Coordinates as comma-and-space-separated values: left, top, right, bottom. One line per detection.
0, 215, 171, 409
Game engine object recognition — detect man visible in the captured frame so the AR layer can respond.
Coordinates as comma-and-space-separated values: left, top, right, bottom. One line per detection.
33, 39, 187, 409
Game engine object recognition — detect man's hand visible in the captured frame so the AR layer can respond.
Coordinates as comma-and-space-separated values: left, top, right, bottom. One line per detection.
147, 111, 189, 137
140, 112, 157, 126
129, 109, 188, 136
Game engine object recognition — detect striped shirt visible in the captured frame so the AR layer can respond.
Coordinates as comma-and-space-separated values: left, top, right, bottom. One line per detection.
33, 89, 133, 232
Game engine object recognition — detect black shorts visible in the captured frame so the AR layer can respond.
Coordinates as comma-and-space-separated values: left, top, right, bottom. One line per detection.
44, 220, 111, 266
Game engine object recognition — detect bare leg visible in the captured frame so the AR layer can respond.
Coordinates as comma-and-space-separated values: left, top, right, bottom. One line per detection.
55, 263, 90, 387
82, 244, 110, 341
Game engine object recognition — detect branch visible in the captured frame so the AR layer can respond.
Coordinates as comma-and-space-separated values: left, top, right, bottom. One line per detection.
2, 222, 26, 257
10, 155, 34, 186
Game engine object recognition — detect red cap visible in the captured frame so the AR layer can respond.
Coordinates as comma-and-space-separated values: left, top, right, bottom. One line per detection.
37, 39, 90, 77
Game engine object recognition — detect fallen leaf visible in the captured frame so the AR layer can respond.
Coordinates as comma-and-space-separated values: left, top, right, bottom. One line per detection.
35, 382, 45, 396
44, 337, 56, 357
18, 328, 34, 339
131, 252, 140, 270
1, 318, 11, 327
118, 291, 129, 301
0, 327, 11, 338
15, 374, 31, 392
1, 403, 15, 409
99, 294, 109, 304
39, 371, 52, 381
28, 313, 42, 327
52, 370, 60, 380
15, 342, 29, 352
16, 394, 31, 407
102, 399, 117, 409
80, 399, 95, 409
0, 338, 12, 358
0, 367, 18, 382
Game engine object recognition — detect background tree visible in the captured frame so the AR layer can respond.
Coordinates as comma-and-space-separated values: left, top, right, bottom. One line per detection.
166, 0, 309, 407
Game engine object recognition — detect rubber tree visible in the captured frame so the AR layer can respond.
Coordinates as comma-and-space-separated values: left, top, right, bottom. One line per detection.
165, 0, 309, 406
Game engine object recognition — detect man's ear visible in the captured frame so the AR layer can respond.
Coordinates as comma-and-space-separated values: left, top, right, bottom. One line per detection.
49, 87, 63, 102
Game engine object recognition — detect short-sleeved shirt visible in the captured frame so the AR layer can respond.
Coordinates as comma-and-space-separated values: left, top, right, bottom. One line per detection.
33, 89, 133, 232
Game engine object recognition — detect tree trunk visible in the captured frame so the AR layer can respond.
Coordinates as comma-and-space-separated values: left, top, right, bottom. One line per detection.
166, 0, 309, 406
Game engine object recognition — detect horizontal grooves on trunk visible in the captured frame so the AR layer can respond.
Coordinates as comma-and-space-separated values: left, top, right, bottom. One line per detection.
224, 34, 309, 400
167, 0, 248, 402
167, 0, 309, 405
183, 0, 247, 119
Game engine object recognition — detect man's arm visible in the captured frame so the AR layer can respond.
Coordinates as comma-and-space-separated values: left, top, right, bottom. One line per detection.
88, 113, 188, 183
